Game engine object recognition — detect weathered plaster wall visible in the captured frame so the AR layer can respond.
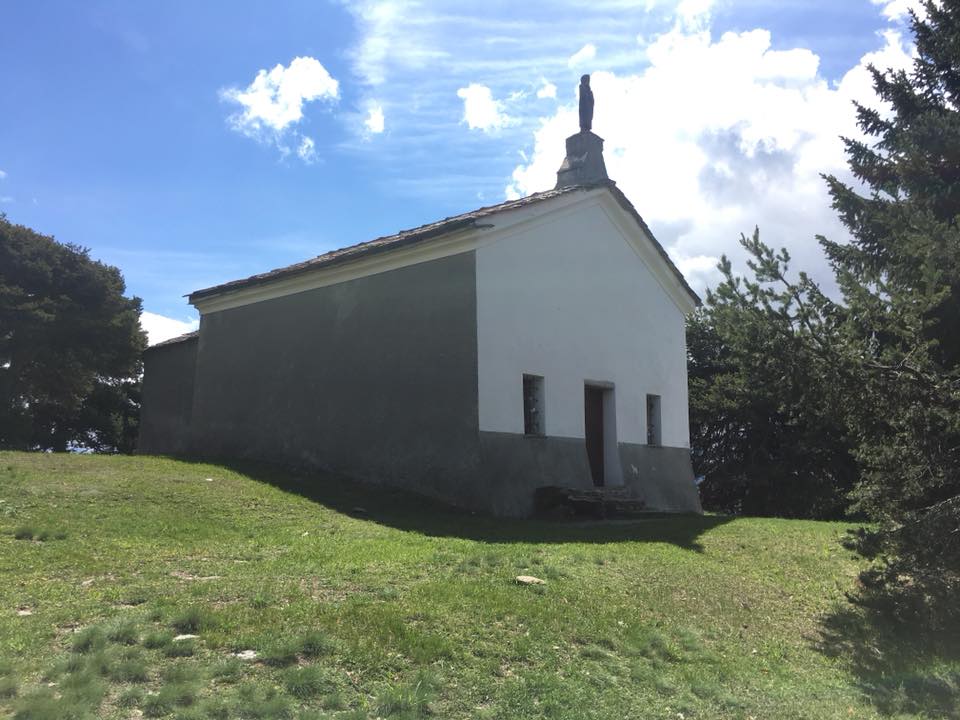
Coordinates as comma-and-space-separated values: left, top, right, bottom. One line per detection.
139, 337, 197, 455
478, 434, 701, 516
188, 253, 482, 507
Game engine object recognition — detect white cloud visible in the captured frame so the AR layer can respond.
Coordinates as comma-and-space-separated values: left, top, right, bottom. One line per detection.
297, 136, 317, 163
568, 43, 597, 68
537, 81, 557, 100
336, 0, 920, 292
508, 26, 914, 295
0, 169, 6, 180
871, 0, 926, 21
365, 103, 386, 133
677, 0, 714, 28
457, 83, 513, 132
140, 312, 199, 346
0, 196, 13, 204
221, 56, 339, 140
345, 0, 450, 86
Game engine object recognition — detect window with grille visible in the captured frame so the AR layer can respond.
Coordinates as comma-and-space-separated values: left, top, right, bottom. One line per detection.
523, 374, 545, 436
646, 394, 662, 446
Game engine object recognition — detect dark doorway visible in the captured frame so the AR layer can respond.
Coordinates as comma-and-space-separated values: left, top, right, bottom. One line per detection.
584, 386, 604, 486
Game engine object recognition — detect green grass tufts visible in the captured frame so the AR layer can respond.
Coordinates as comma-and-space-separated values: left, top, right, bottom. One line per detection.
300, 630, 335, 658
376, 671, 439, 718
261, 641, 300, 667
170, 607, 216, 634
0, 675, 18, 698
143, 630, 174, 649
235, 682, 294, 719
13, 527, 34, 541
106, 648, 149, 682
282, 666, 334, 699
163, 639, 197, 658
117, 686, 145, 707
211, 659, 243, 683
71, 627, 106, 655
142, 691, 174, 718
106, 619, 139, 645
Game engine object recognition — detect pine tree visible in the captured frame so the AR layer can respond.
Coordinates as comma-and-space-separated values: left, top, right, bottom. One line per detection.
688, 232, 858, 519
820, 0, 960, 623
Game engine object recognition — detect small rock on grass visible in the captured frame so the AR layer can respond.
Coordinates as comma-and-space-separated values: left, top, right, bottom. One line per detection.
233, 650, 258, 660
16, 608, 33, 616
174, 634, 198, 641
516, 575, 546, 585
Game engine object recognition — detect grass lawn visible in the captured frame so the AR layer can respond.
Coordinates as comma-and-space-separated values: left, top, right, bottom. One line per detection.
0, 452, 957, 719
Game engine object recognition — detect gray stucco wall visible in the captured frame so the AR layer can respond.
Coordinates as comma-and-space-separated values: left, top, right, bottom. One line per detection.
188, 252, 482, 507
477, 432, 701, 516
139, 337, 198, 455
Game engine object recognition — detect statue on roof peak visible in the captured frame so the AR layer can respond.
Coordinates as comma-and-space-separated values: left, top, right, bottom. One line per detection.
579, 74, 594, 132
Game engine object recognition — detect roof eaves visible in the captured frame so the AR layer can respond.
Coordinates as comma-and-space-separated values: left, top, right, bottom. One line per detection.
187, 184, 594, 304
144, 330, 199, 352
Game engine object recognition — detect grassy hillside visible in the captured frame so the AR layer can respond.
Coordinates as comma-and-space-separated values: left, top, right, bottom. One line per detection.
0, 452, 955, 719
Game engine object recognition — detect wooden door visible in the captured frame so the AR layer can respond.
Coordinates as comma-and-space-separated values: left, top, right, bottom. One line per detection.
584, 386, 604, 486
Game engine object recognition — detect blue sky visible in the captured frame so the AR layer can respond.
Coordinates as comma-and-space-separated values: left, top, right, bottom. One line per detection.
0, 0, 919, 342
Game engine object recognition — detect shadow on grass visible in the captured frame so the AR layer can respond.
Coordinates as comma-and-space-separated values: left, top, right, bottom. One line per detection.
815, 597, 960, 718
191, 457, 730, 551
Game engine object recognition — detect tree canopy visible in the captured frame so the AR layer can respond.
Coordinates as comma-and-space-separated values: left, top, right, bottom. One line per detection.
0, 214, 146, 452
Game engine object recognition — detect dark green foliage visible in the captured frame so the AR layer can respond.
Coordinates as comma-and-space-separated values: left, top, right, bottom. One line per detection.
687, 238, 858, 519
816, 0, 960, 624
12, 527, 33, 540
0, 215, 146, 452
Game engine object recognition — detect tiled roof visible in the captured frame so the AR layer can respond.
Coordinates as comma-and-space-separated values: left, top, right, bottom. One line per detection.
188, 182, 700, 306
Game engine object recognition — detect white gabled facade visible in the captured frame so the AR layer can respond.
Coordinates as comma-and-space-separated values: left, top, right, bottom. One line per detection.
475, 188, 694, 475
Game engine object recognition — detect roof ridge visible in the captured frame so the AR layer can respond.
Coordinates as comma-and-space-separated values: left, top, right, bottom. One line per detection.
185, 180, 700, 309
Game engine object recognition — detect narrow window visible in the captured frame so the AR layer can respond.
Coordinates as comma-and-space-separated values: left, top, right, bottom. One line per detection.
646, 394, 662, 446
523, 374, 545, 436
